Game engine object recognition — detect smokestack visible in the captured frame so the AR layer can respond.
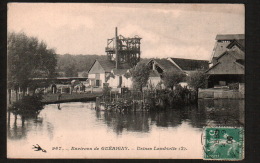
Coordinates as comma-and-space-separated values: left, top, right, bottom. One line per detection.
115, 27, 119, 69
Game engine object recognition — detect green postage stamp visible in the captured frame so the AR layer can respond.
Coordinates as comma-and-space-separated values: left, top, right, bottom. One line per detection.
203, 127, 244, 160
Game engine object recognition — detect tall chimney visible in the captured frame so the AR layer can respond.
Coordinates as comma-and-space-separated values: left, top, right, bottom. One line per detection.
115, 27, 119, 69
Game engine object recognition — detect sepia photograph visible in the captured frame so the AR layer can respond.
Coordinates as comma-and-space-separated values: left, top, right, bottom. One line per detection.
7, 3, 244, 159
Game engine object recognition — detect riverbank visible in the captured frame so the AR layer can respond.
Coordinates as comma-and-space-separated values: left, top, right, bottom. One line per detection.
41, 92, 102, 104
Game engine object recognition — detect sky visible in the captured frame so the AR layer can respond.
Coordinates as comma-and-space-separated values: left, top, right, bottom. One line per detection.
8, 3, 244, 60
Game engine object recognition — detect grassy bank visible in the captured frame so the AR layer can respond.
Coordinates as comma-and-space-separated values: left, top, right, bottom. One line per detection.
41, 92, 103, 104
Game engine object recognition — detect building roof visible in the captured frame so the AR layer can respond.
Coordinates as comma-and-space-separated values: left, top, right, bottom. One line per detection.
216, 34, 245, 40
88, 58, 133, 74
97, 59, 116, 72
211, 34, 245, 60
170, 58, 209, 71
226, 39, 245, 51
206, 50, 245, 74
217, 49, 245, 61
227, 50, 245, 60
205, 61, 244, 75
153, 59, 180, 71
112, 69, 128, 76
212, 41, 232, 58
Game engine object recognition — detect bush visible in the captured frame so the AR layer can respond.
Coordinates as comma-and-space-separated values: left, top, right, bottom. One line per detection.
102, 85, 112, 96
131, 63, 150, 92
187, 71, 207, 91
155, 85, 196, 106
9, 94, 44, 117
162, 70, 186, 90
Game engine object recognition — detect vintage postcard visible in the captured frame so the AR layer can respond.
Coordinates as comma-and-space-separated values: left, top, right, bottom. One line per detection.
7, 3, 245, 159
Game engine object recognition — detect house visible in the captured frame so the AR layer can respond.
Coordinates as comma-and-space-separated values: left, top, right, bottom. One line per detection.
88, 59, 115, 87
210, 34, 244, 66
147, 58, 209, 88
88, 59, 133, 88
169, 58, 209, 75
206, 34, 245, 88
108, 68, 132, 88
147, 70, 164, 89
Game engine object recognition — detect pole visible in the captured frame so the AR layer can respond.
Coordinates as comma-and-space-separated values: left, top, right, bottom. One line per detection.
115, 27, 119, 69
110, 90, 112, 102
143, 91, 145, 103
18, 87, 21, 100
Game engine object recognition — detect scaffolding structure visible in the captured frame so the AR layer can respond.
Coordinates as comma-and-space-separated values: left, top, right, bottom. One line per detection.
105, 27, 142, 68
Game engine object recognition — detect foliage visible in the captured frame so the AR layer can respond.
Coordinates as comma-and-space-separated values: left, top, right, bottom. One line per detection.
155, 81, 164, 90
81, 72, 88, 77
56, 55, 153, 77
7, 32, 57, 90
167, 85, 194, 105
123, 71, 131, 79
9, 93, 44, 117
131, 62, 150, 92
28, 80, 52, 93
64, 64, 78, 77
102, 85, 112, 96
56, 54, 107, 75
151, 86, 196, 107
187, 71, 207, 91
162, 70, 186, 90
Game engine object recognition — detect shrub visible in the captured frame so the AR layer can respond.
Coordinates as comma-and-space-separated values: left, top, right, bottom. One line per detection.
102, 85, 112, 96
131, 63, 150, 92
187, 71, 207, 91
9, 94, 44, 117
162, 70, 186, 90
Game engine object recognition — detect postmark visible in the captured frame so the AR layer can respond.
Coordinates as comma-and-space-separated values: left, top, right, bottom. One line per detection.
203, 127, 244, 160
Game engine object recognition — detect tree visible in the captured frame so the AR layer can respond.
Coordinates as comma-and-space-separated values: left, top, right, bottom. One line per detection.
81, 72, 88, 77
187, 71, 207, 92
64, 64, 78, 77
131, 62, 150, 92
7, 32, 57, 94
162, 70, 186, 90
56, 54, 107, 72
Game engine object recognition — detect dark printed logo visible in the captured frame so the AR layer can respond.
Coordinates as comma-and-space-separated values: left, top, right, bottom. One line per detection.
32, 144, 47, 153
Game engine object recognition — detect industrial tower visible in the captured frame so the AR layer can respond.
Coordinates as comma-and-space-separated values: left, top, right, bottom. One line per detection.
105, 27, 142, 68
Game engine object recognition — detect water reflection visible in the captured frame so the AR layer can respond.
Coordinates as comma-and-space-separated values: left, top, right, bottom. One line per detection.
7, 99, 244, 140
150, 110, 182, 127
99, 111, 150, 135
96, 99, 244, 134
198, 99, 244, 126
7, 111, 50, 141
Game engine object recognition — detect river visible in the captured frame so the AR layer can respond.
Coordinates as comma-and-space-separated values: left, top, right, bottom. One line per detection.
7, 99, 244, 159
